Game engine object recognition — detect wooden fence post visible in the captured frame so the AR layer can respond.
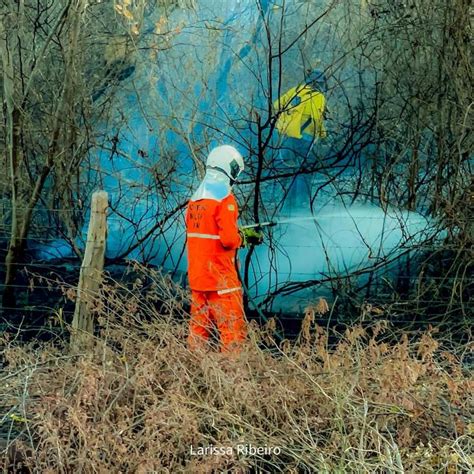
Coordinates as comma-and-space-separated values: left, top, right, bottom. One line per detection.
71, 191, 108, 349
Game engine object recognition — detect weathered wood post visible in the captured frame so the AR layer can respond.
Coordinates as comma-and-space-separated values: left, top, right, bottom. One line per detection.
71, 191, 108, 349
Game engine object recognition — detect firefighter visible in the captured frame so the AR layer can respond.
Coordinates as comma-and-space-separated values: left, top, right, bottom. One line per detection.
274, 69, 327, 140
273, 69, 328, 212
185, 145, 263, 351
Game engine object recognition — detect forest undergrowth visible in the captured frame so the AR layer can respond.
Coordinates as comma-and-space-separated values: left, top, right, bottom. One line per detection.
0, 269, 472, 473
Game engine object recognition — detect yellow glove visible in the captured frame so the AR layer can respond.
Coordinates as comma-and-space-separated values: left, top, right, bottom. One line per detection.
239, 228, 264, 247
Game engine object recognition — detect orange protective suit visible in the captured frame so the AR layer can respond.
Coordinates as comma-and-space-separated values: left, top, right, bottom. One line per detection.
185, 194, 246, 351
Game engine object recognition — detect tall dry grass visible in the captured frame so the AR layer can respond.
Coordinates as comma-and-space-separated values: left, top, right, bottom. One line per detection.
1, 267, 472, 473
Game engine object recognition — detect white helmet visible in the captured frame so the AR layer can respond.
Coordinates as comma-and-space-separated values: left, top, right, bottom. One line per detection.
206, 145, 244, 181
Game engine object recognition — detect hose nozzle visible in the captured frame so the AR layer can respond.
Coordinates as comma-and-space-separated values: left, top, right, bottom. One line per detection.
241, 221, 277, 230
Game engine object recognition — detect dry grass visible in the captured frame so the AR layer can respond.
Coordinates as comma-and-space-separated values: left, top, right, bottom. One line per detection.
1, 268, 473, 473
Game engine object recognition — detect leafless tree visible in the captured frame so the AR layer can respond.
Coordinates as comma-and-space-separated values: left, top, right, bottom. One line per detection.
1, 0, 471, 319
0, 0, 140, 306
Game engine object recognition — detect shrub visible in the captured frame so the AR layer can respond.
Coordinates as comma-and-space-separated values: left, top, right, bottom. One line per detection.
1, 270, 472, 472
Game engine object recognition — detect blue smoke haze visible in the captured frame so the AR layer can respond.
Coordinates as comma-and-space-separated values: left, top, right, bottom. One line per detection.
34, 0, 442, 310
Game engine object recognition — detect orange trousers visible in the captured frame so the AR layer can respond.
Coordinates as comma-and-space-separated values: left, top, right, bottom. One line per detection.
188, 289, 246, 351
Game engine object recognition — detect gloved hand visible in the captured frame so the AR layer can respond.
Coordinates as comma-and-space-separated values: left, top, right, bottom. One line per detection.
239, 227, 264, 247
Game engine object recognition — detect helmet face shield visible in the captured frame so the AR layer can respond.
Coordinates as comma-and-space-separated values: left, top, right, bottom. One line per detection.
229, 159, 241, 180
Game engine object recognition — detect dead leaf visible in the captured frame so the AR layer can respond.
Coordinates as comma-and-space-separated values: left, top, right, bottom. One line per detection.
316, 297, 330, 314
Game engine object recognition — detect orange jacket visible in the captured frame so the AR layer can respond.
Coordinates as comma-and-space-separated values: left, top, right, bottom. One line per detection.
185, 194, 242, 291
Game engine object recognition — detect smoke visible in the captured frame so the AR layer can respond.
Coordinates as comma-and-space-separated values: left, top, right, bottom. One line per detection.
30, 0, 444, 312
